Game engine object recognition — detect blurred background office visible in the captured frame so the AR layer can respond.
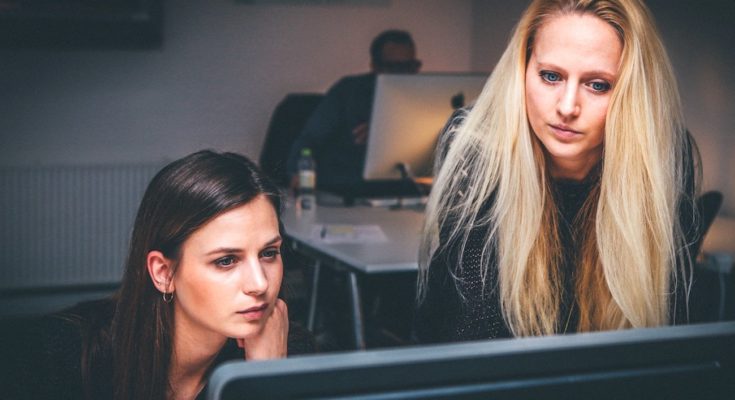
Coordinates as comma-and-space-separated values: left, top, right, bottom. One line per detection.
1, 0, 733, 343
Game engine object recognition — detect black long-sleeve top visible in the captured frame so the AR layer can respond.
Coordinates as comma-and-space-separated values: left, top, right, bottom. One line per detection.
6, 299, 316, 400
414, 110, 699, 344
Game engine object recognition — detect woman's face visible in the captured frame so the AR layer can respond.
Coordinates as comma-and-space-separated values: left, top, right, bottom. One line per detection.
171, 195, 283, 342
525, 13, 622, 181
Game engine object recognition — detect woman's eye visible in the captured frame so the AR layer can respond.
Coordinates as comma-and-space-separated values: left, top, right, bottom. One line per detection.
261, 248, 281, 260
589, 81, 611, 92
540, 71, 561, 83
215, 255, 237, 268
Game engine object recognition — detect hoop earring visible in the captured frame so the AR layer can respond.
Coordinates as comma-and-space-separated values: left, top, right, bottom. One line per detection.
162, 291, 174, 303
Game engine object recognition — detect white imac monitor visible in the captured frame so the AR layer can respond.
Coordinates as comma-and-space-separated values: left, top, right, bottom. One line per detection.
362, 73, 488, 181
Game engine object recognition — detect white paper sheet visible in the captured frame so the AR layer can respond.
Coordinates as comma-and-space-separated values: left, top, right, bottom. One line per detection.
310, 224, 388, 244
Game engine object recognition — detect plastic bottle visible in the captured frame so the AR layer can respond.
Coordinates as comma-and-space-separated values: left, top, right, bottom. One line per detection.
297, 148, 317, 213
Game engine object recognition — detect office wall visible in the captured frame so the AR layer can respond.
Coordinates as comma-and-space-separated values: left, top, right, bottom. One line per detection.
0, 0, 473, 167
648, 0, 735, 251
3, 0, 729, 206
0, 0, 732, 250
470, 0, 527, 72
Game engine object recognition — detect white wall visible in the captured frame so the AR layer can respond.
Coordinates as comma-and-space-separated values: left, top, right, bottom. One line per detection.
0, 0, 473, 167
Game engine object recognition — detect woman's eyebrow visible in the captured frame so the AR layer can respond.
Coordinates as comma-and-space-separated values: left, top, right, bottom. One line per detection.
263, 236, 282, 247
204, 236, 282, 256
534, 59, 616, 79
205, 247, 244, 256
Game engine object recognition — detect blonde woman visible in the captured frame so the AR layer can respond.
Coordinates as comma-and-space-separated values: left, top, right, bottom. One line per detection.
415, 0, 701, 343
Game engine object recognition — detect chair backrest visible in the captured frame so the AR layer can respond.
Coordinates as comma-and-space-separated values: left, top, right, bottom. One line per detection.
693, 190, 724, 257
259, 93, 323, 187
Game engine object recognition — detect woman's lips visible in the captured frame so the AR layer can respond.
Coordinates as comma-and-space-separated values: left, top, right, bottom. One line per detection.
237, 303, 268, 321
549, 124, 581, 140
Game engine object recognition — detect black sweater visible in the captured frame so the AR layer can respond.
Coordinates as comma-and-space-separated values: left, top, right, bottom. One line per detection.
415, 178, 599, 343
414, 111, 699, 344
6, 298, 316, 400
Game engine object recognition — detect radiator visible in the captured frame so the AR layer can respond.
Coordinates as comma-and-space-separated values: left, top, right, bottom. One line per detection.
0, 163, 163, 290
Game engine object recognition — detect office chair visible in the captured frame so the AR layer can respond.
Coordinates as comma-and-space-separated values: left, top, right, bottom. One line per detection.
688, 190, 728, 322
693, 190, 724, 258
258, 93, 325, 329
259, 93, 324, 187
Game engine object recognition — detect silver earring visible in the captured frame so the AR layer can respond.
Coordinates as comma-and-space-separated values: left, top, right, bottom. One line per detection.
162, 291, 174, 303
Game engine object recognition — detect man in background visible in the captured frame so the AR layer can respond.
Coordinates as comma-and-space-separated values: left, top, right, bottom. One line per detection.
285, 30, 421, 349
287, 29, 421, 190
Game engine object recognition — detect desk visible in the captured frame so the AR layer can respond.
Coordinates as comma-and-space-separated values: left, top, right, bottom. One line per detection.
281, 200, 423, 349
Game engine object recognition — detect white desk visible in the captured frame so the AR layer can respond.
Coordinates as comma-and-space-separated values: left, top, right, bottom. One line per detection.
281, 199, 424, 349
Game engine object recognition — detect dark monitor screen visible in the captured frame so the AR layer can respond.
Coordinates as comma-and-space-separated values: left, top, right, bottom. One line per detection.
0, 0, 163, 49
206, 322, 735, 399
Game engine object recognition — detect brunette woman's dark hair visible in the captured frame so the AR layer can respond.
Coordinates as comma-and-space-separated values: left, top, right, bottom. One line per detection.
97, 150, 281, 400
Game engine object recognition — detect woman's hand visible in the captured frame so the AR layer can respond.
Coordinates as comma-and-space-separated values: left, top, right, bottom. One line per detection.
237, 299, 289, 360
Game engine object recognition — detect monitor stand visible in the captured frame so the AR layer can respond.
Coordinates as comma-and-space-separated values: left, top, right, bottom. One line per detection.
319, 164, 429, 207
389, 162, 428, 210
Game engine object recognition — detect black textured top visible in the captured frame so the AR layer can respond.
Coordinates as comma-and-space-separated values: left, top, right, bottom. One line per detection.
7, 298, 316, 400
414, 178, 597, 343
413, 110, 699, 344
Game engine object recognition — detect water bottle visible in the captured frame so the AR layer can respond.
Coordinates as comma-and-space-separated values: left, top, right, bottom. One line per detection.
297, 148, 317, 213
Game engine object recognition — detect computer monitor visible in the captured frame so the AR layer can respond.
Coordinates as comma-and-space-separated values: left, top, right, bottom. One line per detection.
206, 321, 735, 400
362, 73, 488, 181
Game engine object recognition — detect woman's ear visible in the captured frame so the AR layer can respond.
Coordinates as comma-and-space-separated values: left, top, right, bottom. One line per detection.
147, 250, 175, 293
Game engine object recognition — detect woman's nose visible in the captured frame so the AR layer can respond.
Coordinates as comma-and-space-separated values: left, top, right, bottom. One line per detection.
557, 84, 580, 119
241, 260, 268, 296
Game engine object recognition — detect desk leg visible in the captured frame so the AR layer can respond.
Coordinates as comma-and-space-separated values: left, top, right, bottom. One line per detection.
306, 260, 321, 332
348, 271, 366, 350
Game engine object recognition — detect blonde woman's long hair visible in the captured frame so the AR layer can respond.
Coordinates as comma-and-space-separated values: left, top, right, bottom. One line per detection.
418, 0, 697, 337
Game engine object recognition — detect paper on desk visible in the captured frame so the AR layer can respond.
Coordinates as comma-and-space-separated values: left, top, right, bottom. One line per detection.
311, 224, 388, 244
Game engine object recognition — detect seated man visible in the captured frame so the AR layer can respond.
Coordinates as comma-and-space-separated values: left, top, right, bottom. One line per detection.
286, 29, 421, 191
